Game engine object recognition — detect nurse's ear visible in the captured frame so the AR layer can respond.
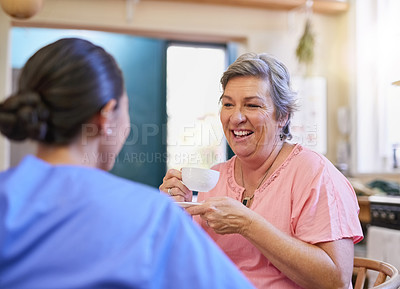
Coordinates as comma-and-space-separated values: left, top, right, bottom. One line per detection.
98, 99, 117, 135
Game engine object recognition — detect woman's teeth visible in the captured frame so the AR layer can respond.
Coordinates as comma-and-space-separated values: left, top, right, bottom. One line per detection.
233, 130, 252, 137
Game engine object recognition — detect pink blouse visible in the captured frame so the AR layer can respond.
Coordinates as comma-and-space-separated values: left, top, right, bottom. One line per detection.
195, 144, 363, 289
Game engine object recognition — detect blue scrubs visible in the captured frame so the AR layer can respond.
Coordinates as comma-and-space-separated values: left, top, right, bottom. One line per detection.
0, 156, 254, 289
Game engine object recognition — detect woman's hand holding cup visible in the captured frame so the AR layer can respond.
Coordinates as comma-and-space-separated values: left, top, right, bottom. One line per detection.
159, 168, 193, 202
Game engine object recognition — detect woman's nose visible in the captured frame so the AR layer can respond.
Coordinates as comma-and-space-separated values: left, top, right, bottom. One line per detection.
230, 107, 246, 124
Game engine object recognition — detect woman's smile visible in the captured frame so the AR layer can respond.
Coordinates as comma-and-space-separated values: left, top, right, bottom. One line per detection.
232, 129, 254, 139
220, 76, 279, 159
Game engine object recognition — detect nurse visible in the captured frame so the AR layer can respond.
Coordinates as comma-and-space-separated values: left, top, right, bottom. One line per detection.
0, 38, 254, 289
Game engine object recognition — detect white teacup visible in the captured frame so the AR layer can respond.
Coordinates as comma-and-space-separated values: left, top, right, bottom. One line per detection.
181, 167, 220, 192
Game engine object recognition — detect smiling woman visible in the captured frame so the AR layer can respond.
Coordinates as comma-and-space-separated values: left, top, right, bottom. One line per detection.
220, 76, 284, 163
160, 52, 363, 289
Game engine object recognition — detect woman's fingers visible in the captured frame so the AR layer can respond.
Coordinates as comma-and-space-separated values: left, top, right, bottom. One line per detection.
165, 182, 192, 200
187, 197, 253, 235
171, 195, 185, 202
186, 203, 208, 215
159, 168, 192, 201
163, 168, 182, 182
159, 169, 181, 193
166, 186, 185, 198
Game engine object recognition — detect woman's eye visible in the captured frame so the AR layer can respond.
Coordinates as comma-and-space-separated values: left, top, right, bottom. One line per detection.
247, 104, 261, 108
223, 103, 233, 107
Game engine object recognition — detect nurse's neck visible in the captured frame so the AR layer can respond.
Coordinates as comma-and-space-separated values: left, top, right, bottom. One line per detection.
36, 141, 98, 168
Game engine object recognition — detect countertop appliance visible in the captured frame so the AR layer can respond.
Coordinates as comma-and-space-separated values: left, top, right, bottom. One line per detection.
369, 195, 400, 230
367, 195, 400, 274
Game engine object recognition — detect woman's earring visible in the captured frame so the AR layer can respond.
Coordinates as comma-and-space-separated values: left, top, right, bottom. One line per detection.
101, 109, 108, 117
279, 133, 284, 141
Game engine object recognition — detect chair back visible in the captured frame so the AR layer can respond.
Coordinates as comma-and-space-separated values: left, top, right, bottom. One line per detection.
354, 257, 400, 289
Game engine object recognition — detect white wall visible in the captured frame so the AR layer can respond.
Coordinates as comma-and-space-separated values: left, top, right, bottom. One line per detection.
0, 8, 11, 170
0, 0, 353, 170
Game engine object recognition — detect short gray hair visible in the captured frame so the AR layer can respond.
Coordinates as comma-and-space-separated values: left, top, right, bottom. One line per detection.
220, 53, 297, 140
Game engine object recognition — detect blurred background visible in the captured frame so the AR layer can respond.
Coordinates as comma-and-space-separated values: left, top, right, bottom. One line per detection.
0, 0, 399, 189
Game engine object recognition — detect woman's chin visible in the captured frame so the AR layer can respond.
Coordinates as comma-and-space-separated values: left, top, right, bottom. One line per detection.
232, 148, 254, 159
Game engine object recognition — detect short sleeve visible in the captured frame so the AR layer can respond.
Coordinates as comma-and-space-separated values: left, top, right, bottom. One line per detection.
290, 154, 363, 245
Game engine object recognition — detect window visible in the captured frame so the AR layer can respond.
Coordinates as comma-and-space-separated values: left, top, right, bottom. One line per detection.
166, 44, 227, 170
355, 0, 400, 173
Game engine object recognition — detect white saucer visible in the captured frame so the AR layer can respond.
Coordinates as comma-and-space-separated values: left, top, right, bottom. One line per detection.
176, 202, 202, 208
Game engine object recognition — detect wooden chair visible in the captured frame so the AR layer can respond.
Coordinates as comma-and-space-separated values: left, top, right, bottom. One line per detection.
353, 257, 400, 289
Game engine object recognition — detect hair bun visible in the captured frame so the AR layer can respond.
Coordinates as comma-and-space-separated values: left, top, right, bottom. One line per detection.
0, 91, 50, 141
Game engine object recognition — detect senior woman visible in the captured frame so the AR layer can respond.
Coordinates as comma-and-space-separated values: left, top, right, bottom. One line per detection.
160, 53, 363, 289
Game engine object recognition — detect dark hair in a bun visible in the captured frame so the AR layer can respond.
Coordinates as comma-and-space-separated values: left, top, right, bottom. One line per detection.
0, 91, 49, 141
0, 38, 124, 144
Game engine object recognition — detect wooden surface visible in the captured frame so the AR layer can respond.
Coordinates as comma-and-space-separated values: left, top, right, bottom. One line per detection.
358, 196, 371, 224
144, 0, 349, 14
353, 257, 400, 289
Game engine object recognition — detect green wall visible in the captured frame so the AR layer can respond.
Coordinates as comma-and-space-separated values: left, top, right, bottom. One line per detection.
12, 28, 167, 188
